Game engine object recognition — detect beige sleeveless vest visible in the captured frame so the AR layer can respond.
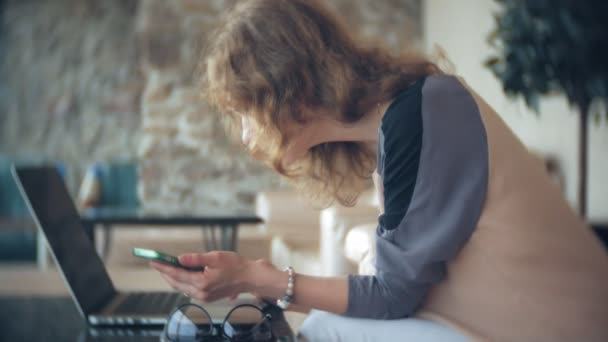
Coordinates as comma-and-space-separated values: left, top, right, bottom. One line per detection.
417, 79, 608, 342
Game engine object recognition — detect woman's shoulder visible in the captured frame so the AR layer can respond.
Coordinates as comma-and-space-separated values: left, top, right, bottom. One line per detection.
378, 74, 476, 157
421, 74, 473, 102
380, 75, 477, 142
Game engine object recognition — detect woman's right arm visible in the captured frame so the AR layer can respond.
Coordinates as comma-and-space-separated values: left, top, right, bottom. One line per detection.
153, 251, 350, 315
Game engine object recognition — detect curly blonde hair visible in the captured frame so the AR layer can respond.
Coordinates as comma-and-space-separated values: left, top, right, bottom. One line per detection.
201, 0, 440, 207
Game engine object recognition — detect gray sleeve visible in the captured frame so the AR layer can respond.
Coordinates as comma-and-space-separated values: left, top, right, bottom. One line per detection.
344, 76, 489, 319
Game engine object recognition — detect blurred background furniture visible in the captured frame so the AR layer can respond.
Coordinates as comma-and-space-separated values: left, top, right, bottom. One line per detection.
319, 189, 379, 276
254, 188, 381, 277
255, 190, 323, 275
79, 161, 269, 268
83, 207, 263, 255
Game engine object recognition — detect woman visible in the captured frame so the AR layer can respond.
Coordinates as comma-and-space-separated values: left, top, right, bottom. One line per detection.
150, 0, 608, 341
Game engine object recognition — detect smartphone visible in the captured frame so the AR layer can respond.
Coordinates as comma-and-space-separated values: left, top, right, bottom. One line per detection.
132, 247, 205, 271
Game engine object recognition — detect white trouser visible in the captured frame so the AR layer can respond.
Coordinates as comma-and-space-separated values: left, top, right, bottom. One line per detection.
297, 310, 471, 342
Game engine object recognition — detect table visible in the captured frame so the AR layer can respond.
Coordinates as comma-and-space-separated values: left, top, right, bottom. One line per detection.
0, 296, 294, 341
36, 207, 263, 270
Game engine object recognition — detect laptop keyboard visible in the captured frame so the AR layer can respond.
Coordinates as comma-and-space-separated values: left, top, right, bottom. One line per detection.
114, 292, 187, 315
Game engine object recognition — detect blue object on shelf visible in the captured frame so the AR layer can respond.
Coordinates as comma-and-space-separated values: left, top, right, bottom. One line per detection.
96, 161, 139, 209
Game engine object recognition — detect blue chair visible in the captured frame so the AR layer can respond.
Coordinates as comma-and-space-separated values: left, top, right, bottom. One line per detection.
97, 162, 139, 210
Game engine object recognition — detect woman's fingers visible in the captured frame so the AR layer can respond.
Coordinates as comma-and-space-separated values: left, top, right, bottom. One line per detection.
178, 251, 236, 268
161, 271, 236, 302
160, 273, 223, 303
150, 253, 248, 303
149, 261, 204, 284
151, 262, 217, 301
178, 253, 207, 267
160, 273, 199, 296
160, 273, 181, 291
160, 274, 215, 302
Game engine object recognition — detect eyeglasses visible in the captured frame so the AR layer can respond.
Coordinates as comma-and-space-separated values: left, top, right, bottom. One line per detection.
164, 303, 273, 342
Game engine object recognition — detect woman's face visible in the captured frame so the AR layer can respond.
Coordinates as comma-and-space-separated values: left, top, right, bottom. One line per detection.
240, 116, 254, 147
239, 114, 313, 166
239, 106, 359, 167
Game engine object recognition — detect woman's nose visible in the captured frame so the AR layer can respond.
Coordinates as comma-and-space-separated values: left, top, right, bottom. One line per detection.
241, 117, 253, 146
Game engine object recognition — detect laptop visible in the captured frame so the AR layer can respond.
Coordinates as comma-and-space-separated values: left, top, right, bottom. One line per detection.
12, 166, 190, 326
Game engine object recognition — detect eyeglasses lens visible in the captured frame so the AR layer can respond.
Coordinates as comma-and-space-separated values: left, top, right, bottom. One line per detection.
166, 304, 213, 342
223, 305, 272, 341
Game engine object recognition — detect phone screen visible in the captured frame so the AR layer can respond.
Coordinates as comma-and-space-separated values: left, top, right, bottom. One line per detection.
132, 247, 205, 271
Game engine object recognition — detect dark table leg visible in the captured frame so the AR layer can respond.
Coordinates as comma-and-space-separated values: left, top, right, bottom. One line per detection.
216, 225, 228, 251
220, 224, 238, 251
203, 225, 239, 251
100, 224, 112, 260
230, 224, 239, 251
203, 225, 216, 252
213, 225, 222, 250
219, 225, 229, 250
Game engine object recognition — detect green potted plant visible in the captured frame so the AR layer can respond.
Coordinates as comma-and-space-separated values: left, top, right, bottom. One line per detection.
485, 0, 608, 217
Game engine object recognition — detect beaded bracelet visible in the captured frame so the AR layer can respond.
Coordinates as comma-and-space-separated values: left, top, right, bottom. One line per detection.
276, 266, 294, 310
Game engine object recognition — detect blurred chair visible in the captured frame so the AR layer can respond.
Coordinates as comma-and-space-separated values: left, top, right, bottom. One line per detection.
97, 161, 140, 210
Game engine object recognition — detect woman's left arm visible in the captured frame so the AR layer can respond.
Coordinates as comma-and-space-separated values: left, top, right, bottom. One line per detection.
343, 75, 490, 319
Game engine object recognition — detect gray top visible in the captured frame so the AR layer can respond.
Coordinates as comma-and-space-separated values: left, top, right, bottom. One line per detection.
345, 75, 489, 319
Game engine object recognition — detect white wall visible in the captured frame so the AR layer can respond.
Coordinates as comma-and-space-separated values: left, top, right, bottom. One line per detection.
424, 0, 608, 221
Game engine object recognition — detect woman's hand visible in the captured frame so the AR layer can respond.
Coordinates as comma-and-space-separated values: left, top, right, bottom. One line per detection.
151, 251, 347, 314
149, 251, 258, 302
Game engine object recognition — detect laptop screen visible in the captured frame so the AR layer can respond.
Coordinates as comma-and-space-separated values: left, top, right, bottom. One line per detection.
13, 166, 116, 315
